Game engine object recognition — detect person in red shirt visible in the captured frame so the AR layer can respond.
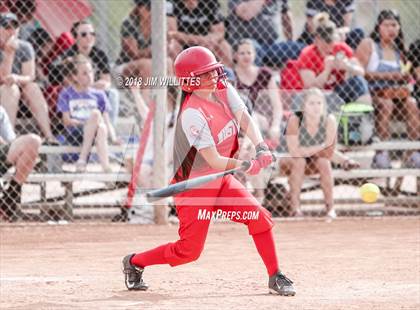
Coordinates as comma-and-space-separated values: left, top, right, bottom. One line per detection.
297, 13, 371, 111
122, 46, 296, 296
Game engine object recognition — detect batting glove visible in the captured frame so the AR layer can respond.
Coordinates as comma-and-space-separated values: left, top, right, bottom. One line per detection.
255, 142, 274, 168
241, 159, 262, 175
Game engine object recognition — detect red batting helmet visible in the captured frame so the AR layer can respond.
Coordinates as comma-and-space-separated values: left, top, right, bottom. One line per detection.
174, 46, 226, 92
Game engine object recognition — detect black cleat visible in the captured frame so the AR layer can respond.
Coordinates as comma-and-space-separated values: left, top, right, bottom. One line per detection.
122, 254, 148, 291
268, 272, 296, 296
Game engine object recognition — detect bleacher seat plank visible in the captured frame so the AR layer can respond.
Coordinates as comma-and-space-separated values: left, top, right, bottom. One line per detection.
271, 169, 419, 184
337, 141, 420, 151
39, 145, 138, 154
2, 173, 132, 183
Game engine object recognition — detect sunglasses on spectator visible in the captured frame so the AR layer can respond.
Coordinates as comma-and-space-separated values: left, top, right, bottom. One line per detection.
79, 31, 96, 38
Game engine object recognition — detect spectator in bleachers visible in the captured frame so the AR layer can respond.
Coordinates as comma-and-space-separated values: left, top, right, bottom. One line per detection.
55, 20, 121, 127
356, 10, 419, 169
0, 106, 41, 222
169, 0, 232, 66
57, 55, 117, 173
115, 0, 178, 100
27, 28, 54, 86
285, 88, 336, 218
6, 0, 37, 41
298, 0, 364, 50
407, 39, 420, 168
28, 29, 75, 135
297, 13, 370, 111
0, 12, 58, 144
227, 0, 303, 68
233, 39, 282, 142
232, 39, 284, 202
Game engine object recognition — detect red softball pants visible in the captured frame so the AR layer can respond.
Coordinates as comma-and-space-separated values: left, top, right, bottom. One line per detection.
131, 174, 278, 275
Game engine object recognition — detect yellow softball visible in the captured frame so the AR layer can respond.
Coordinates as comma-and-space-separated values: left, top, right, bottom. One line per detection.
359, 183, 380, 203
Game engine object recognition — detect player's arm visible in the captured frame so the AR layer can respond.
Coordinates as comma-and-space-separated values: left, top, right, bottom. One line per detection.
226, 83, 264, 146
199, 146, 243, 170
234, 108, 264, 146
267, 76, 282, 139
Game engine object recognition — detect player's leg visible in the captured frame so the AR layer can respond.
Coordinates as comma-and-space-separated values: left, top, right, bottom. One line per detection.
216, 175, 295, 296
123, 185, 218, 290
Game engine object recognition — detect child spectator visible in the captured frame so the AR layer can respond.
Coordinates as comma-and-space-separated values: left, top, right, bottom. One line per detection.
0, 106, 41, 222
27, 28, 54, 86
57, 55, 117, 173
298, 0, 364, 50
356, 10, 419, 169
297, 13, 370, 111
0, 12, 58, 144
55, 20, 120, 126
227, 0, 303, 67
285, 88, 337, 218
169, 0, 232, 66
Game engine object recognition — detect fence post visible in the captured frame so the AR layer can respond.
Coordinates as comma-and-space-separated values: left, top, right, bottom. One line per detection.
151, 0, 168, 224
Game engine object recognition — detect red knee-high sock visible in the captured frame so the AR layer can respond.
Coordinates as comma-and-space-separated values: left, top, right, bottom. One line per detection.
252, 229, 279, 277
131, 244, 168, 268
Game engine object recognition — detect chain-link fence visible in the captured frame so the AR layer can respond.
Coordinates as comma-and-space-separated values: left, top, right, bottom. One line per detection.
0, 0, 419, 223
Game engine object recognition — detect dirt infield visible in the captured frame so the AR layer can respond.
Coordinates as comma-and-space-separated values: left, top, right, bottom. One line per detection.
1, 217, 419, 309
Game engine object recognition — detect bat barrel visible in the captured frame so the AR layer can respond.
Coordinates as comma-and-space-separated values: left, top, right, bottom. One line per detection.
144, 167, 243, 203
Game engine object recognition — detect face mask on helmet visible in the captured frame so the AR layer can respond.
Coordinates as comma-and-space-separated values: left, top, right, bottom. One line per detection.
195, 66, 227, 91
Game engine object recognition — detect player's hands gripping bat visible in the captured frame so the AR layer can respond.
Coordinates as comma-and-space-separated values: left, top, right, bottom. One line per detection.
242, 142, 276, 175
255, 142, 275, 168
241, 159, 262, 175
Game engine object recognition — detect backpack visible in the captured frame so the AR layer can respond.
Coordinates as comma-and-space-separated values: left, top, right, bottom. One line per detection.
338, 103, 374, 146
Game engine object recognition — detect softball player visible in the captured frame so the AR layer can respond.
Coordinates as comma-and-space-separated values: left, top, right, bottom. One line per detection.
122, 46, 295, 296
